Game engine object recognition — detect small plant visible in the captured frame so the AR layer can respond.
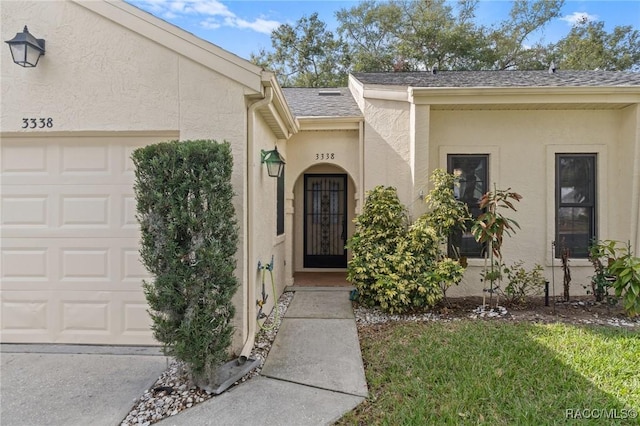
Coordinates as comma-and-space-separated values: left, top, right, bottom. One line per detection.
501, 261, 546, 306
559, 244, 571, 302
471, 186, 522, 307
587, 240, 616, 303
593, 240, 640, 317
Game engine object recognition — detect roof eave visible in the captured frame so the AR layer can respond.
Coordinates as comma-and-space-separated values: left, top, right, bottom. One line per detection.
297, 116, 363, 131
259, 72, 299, 138
410, 85, 640, 105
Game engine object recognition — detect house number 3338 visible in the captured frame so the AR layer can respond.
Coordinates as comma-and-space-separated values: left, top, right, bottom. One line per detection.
22, 118, 53, 129
315, 153, 335, 160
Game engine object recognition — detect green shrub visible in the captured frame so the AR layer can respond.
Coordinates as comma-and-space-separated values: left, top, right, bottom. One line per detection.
423, 168, 471, 240
346, 186, 412, 313
133, 140, 239, 387
500, 261, 545, 306
592, 240, 640, 317
346, 179, 466, 314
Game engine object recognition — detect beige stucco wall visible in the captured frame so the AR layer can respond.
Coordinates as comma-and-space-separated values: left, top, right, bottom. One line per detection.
357, 77, 639, 298
618, 105, 640, 253
429, 108, 630, 296
1, 0, 284, 351
286, 128, 361, 274
246, 111, 287, 336
362, 99, 414, 203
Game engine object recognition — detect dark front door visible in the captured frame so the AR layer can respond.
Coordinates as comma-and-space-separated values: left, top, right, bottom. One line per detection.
304, 174, 348, 268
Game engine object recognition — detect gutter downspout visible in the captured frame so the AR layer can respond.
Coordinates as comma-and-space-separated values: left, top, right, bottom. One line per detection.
239, 86, 273, 364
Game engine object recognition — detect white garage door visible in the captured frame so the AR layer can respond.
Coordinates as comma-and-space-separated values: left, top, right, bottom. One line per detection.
1, 132, 175, 345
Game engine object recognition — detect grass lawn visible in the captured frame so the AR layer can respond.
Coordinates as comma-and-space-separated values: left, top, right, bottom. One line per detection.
337, 321, 639, 425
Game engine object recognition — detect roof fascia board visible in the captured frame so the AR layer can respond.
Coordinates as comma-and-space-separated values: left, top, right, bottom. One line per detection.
362, 86, 409, 102
74, 0, 263, 92
410, 86, 640, 105
348, 75, 365, 105
297, 116, 363, 131
260, 73, 299, 137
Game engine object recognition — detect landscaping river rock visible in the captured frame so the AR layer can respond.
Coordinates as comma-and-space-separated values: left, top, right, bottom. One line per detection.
121, 293, 639, 425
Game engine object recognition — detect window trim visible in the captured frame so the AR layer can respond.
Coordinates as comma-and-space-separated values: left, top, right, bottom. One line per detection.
447, 153, 490, 259
439, 146, 500, 266
555, 153, 597, 259
546, 145, 607, 266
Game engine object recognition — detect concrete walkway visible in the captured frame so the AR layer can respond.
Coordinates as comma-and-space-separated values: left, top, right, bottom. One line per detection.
157, 287, 367, 425
0, 288, 367, 426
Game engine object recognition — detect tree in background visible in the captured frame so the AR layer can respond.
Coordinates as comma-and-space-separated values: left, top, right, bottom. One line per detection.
335, 0, 401, 72
252, 0, 639, 87
251, 12, 349, 87
552, 19, 640, 71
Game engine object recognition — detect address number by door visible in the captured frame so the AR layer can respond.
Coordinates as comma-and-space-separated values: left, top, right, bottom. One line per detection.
315, 153, 335, 160
22, 118, 53, 129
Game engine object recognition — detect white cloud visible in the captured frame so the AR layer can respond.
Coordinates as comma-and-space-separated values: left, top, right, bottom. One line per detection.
129, 0, 280, 34
560, 11, 599, 26
225, 17, 281, 35
200, 18, 222, 30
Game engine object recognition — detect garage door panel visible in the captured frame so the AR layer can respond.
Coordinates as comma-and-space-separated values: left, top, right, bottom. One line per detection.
1, 136, 157, 186
1, 247, 50, 281
2, 238, 150, 292
1, 133, 176, 345
1, 291, 156, 345
2, 185, 139, 238
1, 195, 50, 228
1, 143, 50, 175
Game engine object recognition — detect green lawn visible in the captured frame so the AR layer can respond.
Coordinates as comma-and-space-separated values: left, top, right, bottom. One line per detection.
337, 321, 640, 425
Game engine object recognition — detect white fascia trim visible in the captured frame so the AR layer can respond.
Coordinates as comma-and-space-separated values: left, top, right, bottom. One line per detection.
362, 85, 410, 102
257, 73, 299, 138
74, 0, 263, 92
297, 116, 363, 131
409, 86, 640, 105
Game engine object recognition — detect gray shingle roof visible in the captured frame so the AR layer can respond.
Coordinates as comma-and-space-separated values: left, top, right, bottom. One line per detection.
282, 87, 362, 118
352, 70, 640, 87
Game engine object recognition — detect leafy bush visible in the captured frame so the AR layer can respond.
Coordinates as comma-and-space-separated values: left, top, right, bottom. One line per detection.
133, 140, 239, 387
423, 169, 471, 240
346, 186, 413, 313
501, 261, 545, 306
347, 175, 467, 314
591, 240, 640, 317
587, 240, 616, 303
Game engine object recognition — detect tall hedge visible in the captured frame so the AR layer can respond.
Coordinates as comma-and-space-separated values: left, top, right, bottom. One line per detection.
132, 140, 238, 386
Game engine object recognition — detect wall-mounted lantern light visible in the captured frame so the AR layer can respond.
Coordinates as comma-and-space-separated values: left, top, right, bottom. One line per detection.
5, 26, 45, 67
260, 147, 285, 178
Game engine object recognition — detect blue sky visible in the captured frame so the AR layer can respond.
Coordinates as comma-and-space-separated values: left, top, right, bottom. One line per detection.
125, 0, 640, 61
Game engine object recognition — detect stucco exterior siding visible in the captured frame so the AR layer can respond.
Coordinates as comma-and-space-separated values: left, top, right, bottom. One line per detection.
287, 130, 360, 273
430, 108, 628, 295
244, 112, 287, 341
1, 0, 293, 350
362, 99, 413, 203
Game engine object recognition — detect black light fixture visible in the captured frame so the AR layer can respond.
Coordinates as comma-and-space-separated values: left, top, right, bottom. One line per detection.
5, 26, 45, 68
260, 147, 285, 178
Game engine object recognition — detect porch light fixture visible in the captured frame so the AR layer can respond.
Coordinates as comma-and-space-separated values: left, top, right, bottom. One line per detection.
260, 147, 285, 178
5, 26, 45, 68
